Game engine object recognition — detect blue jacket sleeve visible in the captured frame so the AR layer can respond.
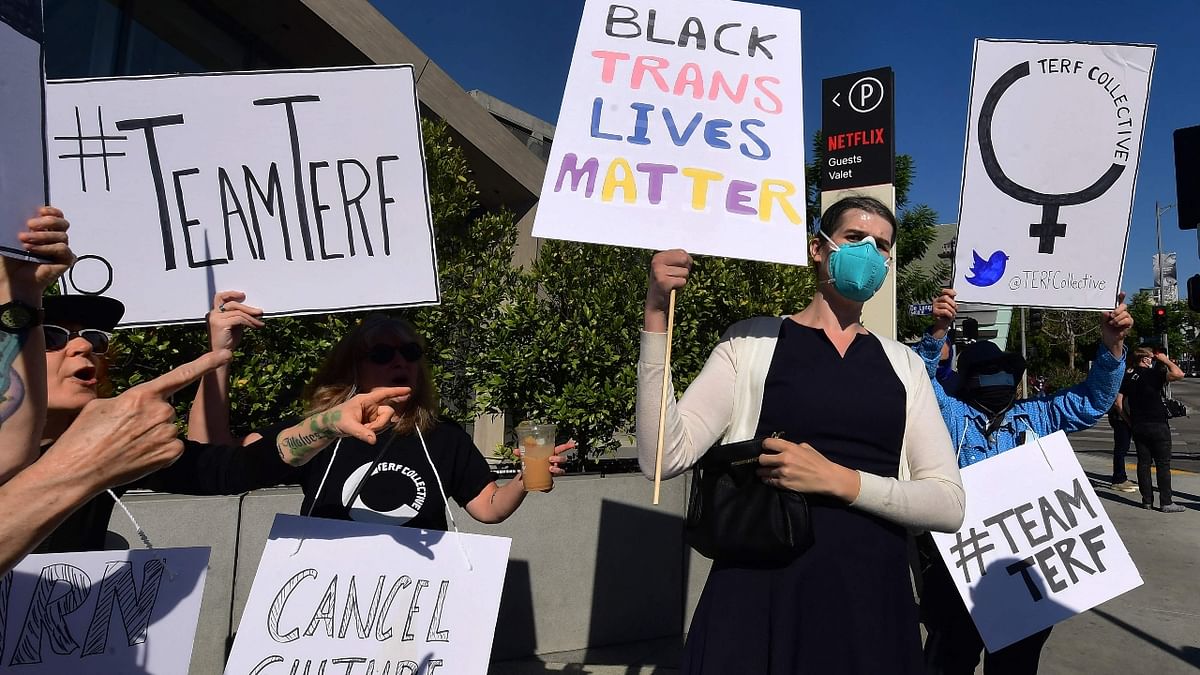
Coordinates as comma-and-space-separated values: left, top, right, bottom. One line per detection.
912, 333, 956, 409
1030, 346, 1126, 435
912, 332, 946, 380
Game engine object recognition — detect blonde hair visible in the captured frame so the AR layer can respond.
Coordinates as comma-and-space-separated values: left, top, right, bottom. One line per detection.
302, 314, 438, 435
1134, 347, 1155, 361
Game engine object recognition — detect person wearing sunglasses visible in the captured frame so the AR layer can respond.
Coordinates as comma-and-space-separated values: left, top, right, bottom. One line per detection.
188, 302, 573, 531
32, 290, 408, 554
911, 288, 1132, 675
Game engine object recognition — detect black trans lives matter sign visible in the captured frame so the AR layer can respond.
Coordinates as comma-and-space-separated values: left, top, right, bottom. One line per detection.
820, 67, 894, 191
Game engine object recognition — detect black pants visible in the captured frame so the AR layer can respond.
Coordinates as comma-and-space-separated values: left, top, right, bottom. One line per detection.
919, 536, 1052, 675
1131, 421, 1174, 506
1109, 414, 1131, 483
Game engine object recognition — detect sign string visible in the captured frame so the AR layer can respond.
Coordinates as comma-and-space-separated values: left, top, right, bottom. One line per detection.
416, 425, 474, 572
108, 489, 178, 581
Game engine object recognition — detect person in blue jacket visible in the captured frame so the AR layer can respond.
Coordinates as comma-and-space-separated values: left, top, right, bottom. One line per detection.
913, 288, 1133, 675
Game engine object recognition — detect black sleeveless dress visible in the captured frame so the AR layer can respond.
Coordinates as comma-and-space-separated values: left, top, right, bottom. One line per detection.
682, 320, 921, 674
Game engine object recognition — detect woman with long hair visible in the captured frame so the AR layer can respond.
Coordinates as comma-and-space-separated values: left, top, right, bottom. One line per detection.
189, 299, 572, 529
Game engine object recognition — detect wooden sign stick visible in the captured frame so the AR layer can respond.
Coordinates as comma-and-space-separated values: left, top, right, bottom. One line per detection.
653, 288, 677, 505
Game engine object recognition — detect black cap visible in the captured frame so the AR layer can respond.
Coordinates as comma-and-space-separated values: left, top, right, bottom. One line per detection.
957, 340, 1026, 380
43, 295, 125, 331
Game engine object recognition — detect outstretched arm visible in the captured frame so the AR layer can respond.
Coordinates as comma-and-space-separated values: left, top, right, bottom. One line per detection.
0, 350, 230, 574
273, 387, 411, 466
464, 440, 574, 524
1040, 293, 1132, 432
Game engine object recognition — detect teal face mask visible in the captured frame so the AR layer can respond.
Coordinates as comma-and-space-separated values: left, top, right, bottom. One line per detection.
820, 231, 890, 303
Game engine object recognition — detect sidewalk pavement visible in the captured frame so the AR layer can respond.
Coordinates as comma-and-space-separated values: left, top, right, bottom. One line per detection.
490, 426, 1200, 674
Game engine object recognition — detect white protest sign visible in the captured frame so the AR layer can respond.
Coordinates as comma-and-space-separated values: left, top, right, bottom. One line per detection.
953, 40, 1155, 310
225, 514, 511, 675
0, 547, 210, 673
46, 65, 439, 327
533, 0, 807, 265
931, 431, 1142, 651
0, 0, 48, 262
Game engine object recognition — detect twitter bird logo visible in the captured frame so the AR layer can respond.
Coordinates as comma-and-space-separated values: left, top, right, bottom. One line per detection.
964, 249, 1009, 287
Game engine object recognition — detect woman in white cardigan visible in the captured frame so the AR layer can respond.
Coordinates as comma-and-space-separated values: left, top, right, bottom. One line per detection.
638, 196, 964, 674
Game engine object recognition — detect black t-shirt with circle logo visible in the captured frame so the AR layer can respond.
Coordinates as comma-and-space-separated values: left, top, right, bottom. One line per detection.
258, 418, 497, 531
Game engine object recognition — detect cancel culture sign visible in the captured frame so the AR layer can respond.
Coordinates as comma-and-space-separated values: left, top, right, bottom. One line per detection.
225, 515, 511, 675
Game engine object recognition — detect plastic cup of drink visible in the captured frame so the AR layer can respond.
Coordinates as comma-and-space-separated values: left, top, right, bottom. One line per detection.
517, 423, 556, 492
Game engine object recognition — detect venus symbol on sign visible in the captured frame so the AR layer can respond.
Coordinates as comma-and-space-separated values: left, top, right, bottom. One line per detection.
977, 62, 1124, 254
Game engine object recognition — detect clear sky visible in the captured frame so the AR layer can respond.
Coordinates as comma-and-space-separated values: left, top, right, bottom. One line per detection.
372, 0, 1199, 298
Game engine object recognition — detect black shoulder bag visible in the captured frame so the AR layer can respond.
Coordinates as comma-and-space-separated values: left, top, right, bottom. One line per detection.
685, 437, 813, 566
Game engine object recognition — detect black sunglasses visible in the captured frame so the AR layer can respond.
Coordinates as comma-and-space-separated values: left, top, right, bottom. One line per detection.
365, 342, 423, 365
44, 324, 113, 354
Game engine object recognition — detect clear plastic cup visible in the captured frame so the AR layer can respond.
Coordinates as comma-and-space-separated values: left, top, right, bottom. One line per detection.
517, 423, 556, 492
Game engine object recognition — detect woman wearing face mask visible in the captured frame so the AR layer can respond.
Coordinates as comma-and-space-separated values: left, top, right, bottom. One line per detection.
188, 302, 573, 530
912, 288, 1132, 675
638, 196, 965, 674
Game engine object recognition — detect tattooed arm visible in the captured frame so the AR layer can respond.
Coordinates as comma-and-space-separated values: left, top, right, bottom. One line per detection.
274, 387, 411, 466
0, 208, 74, 484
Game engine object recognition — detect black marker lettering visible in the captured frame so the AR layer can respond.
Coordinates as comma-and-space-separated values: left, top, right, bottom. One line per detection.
376, 155, 400, 256
218, 167, 261, 260
173, 168, 227, 268
308, 161, 343, 260
244, 164, 292, 261
115, 114, 186, 270
337, 159, 374, 256
253, 95, 320, 260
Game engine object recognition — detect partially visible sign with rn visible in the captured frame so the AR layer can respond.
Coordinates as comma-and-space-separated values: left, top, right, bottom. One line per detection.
820, 67, 894, 191
0, 547, 210, 674
225, 515, 511, 675
533, 0, 808, 265
953, 40, 1154, 310
931, 432, 1141, 651
0, 0, 47, 262
46, 65, 439, 327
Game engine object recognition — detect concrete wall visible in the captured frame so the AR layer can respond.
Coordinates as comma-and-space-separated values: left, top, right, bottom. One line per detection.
110, 473, 707, 674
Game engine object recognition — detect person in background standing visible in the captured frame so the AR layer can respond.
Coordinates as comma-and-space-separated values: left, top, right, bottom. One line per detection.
1116, 347, 1185, 512
1107, 389, 1136, 492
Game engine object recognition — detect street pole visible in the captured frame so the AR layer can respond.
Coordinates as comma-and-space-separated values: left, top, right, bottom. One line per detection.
1020, 306, 1028, 398
1157, 201, 1175, 355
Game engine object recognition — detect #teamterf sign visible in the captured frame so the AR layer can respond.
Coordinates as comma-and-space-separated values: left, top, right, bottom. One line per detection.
225, 515, 511, 675
46, 65, 439, 327
953, 40, 1154, 310
931, 432, 1141, 651
533, 0, 808, 265
0, 0, 47, 262
0, 547, 210, 674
